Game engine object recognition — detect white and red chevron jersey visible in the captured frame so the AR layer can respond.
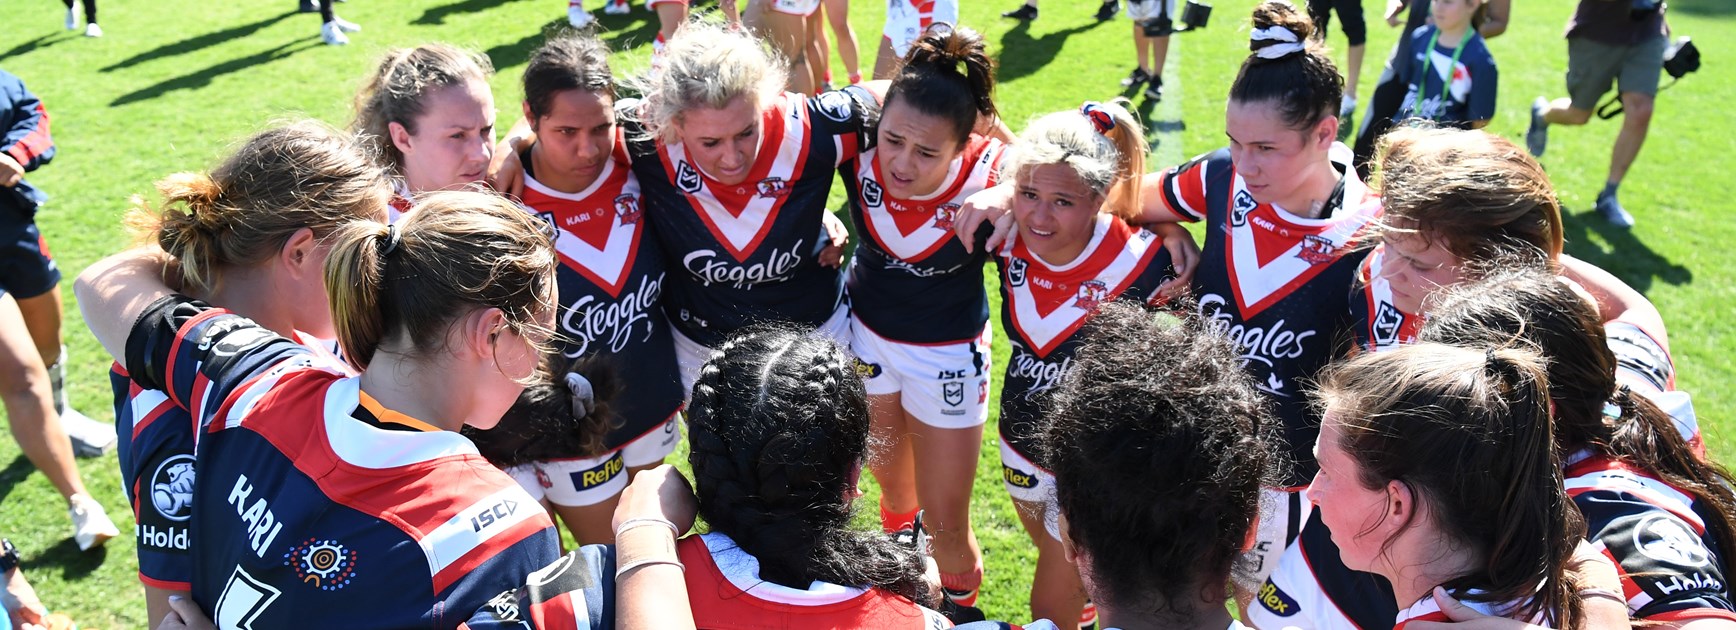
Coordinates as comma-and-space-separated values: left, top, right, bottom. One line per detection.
519, 142, 683, 451
844, 135, 1006, 344
624, 87, 879, 347
994, 215, 1173, 459
1152, 145, 1380, 486
112, 332, 345, 592
675, 533, 951, 629
1566, 452, 1736, 621
1348, 245, 1421, 353
122, 296, 560, 629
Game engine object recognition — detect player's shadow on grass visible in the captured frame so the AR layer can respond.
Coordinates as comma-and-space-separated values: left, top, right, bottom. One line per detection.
0, 455, 37, 506
23, 538, 108, 580
0, 32, 76, 63
416, 0, 535, 26
101, 11, 298, 73
1561, 207, 1693, 293
996, 20, 1104, 84
110, 38, 323, 107
485, 18, 657, 74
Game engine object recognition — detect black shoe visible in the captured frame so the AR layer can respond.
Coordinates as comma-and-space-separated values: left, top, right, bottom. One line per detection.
1144, 76, 1163, 102
1002, 3, 1038, 20
1120, 67, 1151, 88
1094, 0, 1120, 20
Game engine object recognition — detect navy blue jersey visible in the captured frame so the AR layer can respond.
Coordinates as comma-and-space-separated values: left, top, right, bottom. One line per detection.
1153, 147, 1380, 486
123, 296, 560, 629
462, 545, 615, 630
1346, 245, 1421, 354
844, 135, 1005, 344
1567, 453, 1736, 622
1394, 25, 1498, 125
624, 88, 879, 347
995, 215, 1174, 459
520, 142, 683, 449
112, 333, 343, 592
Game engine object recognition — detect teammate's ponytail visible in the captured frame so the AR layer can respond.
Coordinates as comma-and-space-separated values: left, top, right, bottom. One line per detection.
1374, 127, 1562, 262
1420, 264, 1736, 587
686, 325, 933, 606
885, 24, 998, 147
1318, 343, 1582, 630
352, 44, 494, 173
125, 121, 391, 295
324, 190, 556, 371
1000, 100, 1146, 222
1230, 1, 1342, 131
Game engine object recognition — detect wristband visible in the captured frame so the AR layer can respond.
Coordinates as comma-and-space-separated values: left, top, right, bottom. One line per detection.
615, 517, 680, 539
615, 557, 685, 579
1577, 587, 1624, 603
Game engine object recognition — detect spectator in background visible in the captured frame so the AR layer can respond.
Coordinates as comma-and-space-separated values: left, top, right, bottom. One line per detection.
1352, 0, 1509, 176
305, 0, 362, 45
2, 537, 77, 630
1391, 0, 1497, 128
1308, 0, 1367, 123
1526, 0, 1669, 228
1118, 0, 1174, 102
0, 68, 122, 552
60, 0, 99, 37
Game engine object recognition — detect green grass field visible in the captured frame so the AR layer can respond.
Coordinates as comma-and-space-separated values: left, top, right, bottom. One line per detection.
0, 0, 1732, 626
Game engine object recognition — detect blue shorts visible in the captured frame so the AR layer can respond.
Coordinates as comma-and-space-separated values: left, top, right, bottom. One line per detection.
0, 209, 60, 299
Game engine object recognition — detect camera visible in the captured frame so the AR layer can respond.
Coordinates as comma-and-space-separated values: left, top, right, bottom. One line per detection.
1664, 36, 1700, 79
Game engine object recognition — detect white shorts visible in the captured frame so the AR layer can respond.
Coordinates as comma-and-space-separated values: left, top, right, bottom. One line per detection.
882, 0, 959, 58
767, 0, 820, 16
1125, 0, 1175, 21
672, 304, 851, 395
1232, 486, 1313, 594
999, 440, 1061, 540
850, 321, 990, 430
504, 414, 683, 507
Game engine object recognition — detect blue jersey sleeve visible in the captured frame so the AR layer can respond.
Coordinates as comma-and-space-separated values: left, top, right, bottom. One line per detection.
0, 69, 54, 171
1466, 43, 1498, 123
462, 545, 615, 630
1579, 490, 1736, 619
807, 85, 882, 162
122, 295, 312, 432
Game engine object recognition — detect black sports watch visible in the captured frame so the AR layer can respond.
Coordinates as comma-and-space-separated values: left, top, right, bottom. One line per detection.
0, 538, 17, 574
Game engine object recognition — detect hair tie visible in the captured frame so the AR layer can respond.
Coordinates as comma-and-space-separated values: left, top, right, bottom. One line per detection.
924, 21, 954, 38
1080, 102, 1116, 135
565, 371, 596, 418
1250, 25, 1306, 60
1484, 347, 1500, 367
380, 223, 403, 257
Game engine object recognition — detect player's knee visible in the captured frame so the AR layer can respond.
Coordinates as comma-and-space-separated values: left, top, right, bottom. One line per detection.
1623, 94, 1656, 122
0, 360, 49, 401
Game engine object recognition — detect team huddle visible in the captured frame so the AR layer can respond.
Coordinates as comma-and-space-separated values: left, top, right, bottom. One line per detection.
66, 3, 1731, 630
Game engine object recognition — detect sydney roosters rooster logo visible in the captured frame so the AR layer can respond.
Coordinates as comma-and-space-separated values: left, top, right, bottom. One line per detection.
1295, 234, 1337, 264
613, 194, 642, 225
1072, 280, 1110, 311
933, 204, 959, 230
757, 177, 791, 198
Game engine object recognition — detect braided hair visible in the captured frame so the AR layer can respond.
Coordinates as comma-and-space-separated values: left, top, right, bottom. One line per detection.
686, 325, 932, 605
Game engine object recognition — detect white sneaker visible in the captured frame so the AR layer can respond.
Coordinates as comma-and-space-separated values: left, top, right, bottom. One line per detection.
69, 495, 120, 551
83, 23, 102, 37
61, 406, 116, 458
321, 20, 349, 45
604, 0, 630, 15
567, 5, 595, 27
65, 5, 78, 29
332, 16, 361, 32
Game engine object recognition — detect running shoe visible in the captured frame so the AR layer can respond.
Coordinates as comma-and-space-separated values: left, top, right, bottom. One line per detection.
569, 5, 596, 27
1120, 67, 1151, 89
69, 494, 120, 551
321, 20, 349, 45
1526, 96, 1550, 158
1596, 192, 1635, 228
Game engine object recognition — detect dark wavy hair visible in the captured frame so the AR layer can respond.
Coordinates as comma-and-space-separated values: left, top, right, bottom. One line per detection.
1420, 263, 1736, 586
1041, 301, 1284, 618
463, 354, 618, 468
686, 325, 932, 606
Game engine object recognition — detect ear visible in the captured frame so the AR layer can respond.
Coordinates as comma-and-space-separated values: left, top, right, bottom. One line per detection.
389, 121, 415, 156
459, 307, 510, 361
1057, 512, 1081, 565
279, 227, 319, 280
1314, 115, 1340, 151
522, 102, 537, 133
1385, 478, 1416, 529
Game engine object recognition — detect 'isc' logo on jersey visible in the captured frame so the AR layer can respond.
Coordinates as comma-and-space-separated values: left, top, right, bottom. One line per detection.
614, 194, 642, 225
932, 204, 959, 230
676, 161, 703, 194
757, 177, 791, 198
861, 178, 884, 208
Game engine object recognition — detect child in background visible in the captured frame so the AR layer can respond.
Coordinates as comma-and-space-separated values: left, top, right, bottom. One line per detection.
1392, 0, 1496, 128
1118, 0, 1173, 102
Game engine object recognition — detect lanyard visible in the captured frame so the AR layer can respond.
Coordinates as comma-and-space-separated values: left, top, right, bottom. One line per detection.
1412, 27, 1472, 119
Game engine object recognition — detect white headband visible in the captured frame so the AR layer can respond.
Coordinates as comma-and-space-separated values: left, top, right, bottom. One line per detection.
1251, 25, 1306, 59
